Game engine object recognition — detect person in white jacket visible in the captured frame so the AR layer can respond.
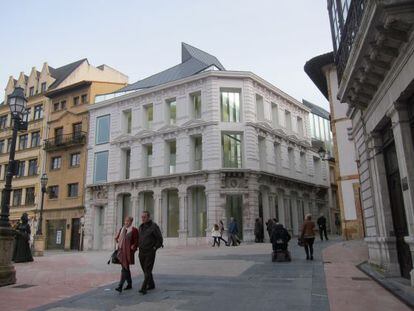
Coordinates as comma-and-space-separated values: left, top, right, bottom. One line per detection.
211, 224, 221, 247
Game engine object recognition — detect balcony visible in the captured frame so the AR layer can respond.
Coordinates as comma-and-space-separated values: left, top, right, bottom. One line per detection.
334, 0, 414, 109
44, 132, 87, 151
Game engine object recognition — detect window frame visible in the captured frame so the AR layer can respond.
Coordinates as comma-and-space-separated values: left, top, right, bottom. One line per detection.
93, 150, 109, 183
95, 115, 111, 145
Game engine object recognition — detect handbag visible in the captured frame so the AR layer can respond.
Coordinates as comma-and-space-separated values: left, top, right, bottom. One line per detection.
107, 249, 120, 265
297, 237, 305, 247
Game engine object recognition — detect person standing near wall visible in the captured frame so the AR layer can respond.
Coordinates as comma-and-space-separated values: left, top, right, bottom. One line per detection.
317, 214, 329, 241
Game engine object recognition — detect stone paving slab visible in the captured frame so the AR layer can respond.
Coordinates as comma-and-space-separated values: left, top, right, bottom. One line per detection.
30, 241, 331, 311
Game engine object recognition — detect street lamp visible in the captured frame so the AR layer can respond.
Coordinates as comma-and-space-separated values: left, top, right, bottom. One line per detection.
0, 86, 28, 286
36, 173, 48, 236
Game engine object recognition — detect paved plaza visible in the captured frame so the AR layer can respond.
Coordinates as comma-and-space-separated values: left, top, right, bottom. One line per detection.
0, 239, 409, 311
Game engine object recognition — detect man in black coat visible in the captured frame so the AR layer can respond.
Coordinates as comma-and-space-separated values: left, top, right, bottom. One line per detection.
138, 211, 163, 295
317, 214, 329, 241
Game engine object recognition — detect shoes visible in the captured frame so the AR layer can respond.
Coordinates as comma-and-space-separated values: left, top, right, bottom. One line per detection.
115, 286, 122, 293
147, 285, 155, 290
306, 256, 309, 260
310, 256, 314, 260
139, 288, 147, 295
124, 285, 132, 290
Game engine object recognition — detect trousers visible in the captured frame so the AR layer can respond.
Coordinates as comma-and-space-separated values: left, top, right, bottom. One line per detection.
139, 249, 156, 290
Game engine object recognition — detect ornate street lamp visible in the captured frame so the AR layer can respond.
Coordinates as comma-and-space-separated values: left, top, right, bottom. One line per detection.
36, 173, 48, 236
0, 86, 28, 286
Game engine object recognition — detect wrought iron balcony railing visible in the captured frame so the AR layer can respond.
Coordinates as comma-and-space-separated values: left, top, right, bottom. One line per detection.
44, 132, 87, 151
335, 0, 366, 82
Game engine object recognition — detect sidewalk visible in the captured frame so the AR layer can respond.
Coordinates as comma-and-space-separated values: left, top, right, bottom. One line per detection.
323, 240, 411, 311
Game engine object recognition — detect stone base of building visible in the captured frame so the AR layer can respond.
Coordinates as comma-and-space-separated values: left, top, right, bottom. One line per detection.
342, 219, 364, 240
0, 227, 16, 287
33, 235, 45, 257
365, 236, 402, 278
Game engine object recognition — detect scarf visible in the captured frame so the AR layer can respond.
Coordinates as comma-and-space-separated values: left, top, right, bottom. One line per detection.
118, 225, 133, 250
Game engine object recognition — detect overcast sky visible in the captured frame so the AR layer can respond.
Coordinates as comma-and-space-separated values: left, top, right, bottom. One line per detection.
0, 0, 332, 110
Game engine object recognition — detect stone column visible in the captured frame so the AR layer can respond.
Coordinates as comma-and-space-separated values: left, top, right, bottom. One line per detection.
263, 192, 271, 241
291, 195, 299, 236
277, 191, 286, 226
104, 186, 116, 250
131, 194, 139, 228
153, 189, 162, 229
178, 190, 188, 241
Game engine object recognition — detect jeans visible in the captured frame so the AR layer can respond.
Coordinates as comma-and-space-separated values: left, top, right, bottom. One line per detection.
304, 237, 315, 258
139, 249, 156, 290
319, 226, 328, 240
212, 237, 220, 246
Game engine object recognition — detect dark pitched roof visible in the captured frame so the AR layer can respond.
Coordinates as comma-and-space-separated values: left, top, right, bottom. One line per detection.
302, 99, 330, 120
304, 52, 334, 101
48, 59, 87, 89
118, 43, 225, 92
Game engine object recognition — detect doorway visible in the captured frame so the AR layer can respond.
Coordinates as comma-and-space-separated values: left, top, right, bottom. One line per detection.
70, 218, 81, 250
46, 219, 66, 250
226, 195, 243, 240
383, 131, 413, 279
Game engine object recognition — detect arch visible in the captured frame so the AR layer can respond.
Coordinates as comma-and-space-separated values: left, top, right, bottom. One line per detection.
138, 190, 154, 219
162, 188, 179, 237
116, 192, 132, 227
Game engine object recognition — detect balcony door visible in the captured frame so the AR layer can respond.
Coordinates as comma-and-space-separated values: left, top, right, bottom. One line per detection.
55, 127, 63, 145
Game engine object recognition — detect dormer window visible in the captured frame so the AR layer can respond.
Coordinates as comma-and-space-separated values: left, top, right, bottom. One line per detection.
41, 82, 47, 93
29, 87, 34, 97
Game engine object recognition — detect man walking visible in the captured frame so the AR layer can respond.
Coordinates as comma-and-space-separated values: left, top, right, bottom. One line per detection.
228, 217, 240, 246
317, 214, 329, 241
138, 211, 163, 295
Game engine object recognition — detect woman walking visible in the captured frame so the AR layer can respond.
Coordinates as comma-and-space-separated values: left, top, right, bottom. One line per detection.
211, 224, 221, 247
114, 216, 139, 293
300, 214, 316, 260
218, 220, 228, 246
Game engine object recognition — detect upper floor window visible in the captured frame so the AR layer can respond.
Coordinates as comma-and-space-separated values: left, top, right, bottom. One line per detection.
0, 140, 4, 153
68, 183, 79, 197
144, 144, 153, 177
73, 96, 80, 106
34, 104, 43, 120
272, 103, 278, 128
51, 156, 62, 170
167, 99, 176, 125
7, 138, 12, 153
48, 185, 59, 199
123, 149, 131, 179
258, 136, 266, 170
94, 151, 109, 183
81, 94, 88, 105
256, 94, 264, 121
297, 116, 304, 137
17, 161, 25, 177
70, 153, 81, 167
0, 115, 8, 129
285, 110, 292, 131
19, 134, 28, 150
222, 133, 242, 168
144, 104, 153, 129
41, 82, 47, 93
29, 87, 34, 97
23, 108, 31, 122
28, 159, 38, 176
191, 93, 202, 119
55, 127, 63, 144
25, 187, 35, 205
167, 140, 176, 174
31, 131, 40, 148
221, 90, 241, 122
288, 147, 295, 171
13, 189, 22, 206
123, 110, 132, 134
73, 122, 82, 139
96, 115, 110, 144
300, 152, 307, 173
193, 136, 202, 170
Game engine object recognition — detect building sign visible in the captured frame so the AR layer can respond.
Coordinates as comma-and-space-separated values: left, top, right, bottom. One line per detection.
56, 230, 62, 245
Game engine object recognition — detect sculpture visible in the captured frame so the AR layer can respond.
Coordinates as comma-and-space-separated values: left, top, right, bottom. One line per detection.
12, 213, 33, 263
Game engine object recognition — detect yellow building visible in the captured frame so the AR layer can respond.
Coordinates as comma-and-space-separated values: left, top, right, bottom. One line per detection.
0, 59, 127, 250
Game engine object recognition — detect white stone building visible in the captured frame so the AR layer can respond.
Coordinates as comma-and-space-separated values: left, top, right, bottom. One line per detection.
83, 43, 329, 250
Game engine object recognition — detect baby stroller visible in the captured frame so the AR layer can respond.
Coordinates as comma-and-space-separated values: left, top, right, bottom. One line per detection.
270, 223, 292, 262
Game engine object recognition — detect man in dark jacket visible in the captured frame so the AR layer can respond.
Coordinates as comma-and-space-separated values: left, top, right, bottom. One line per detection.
138, 211, 163, 295
270, 221, 291, 251
317, 214, 329, 241
228, 217, 240, 246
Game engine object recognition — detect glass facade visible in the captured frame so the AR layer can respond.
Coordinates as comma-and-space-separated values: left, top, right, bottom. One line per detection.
309, 113, 333, 155
94, 151, 109, 183
96, 115, 110, 144
221, 90, 241, 122
226, 195, 243, 239
191, 187, 206, 237
222, 133, 242, 168
167, 190, 179, 237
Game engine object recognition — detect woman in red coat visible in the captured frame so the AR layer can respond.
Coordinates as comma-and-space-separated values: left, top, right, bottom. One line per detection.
115, 216, 139, 293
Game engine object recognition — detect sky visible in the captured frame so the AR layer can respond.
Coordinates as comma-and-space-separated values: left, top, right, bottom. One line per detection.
0, 0, 333, 110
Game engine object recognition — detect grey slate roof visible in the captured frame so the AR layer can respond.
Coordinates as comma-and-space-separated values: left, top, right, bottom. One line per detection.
48, 59, 87, 89
302, 99, 330, 120
118, 43, 225, 92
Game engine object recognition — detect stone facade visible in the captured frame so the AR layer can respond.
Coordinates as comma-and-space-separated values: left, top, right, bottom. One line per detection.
84, 71, 329, 250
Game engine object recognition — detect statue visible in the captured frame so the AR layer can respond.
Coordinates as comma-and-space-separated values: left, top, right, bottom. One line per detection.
12, 213, 34, 263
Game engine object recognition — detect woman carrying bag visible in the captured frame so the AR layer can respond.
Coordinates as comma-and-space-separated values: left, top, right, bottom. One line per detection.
300, 214, 316, 260
114, 216, 139, 293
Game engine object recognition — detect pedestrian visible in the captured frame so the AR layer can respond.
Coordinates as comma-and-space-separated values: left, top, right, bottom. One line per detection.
254, 218, 264, 243
335, 214, 341, 235
228, 217, 240, 246
300, 214, 316, 260
317, 214, 329, 241
114, 216, 139, 293
218, 220, 228, 246
266, 219, 274, 238
138, 211, 163, 295
211, 224, 221, 247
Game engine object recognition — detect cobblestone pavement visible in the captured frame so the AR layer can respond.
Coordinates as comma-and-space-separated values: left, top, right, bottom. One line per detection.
28, 240, 330, 311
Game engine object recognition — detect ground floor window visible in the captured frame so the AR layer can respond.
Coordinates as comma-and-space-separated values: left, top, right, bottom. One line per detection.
143, 192, 154, 218
167, 190, 179, 237
226, 194, 243, 239
190, 187, 206, 237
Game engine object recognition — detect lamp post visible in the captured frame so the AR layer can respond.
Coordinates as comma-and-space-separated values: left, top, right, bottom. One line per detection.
0, 86, 28, 287
33, 173, 48, 257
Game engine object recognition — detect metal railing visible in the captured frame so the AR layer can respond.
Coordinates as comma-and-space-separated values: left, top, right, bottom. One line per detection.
44, 132, 87, 151
335, 0, 366, 82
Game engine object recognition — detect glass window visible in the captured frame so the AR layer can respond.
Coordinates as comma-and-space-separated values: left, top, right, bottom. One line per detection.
73, 96, 80, 106
309, 114, 315, 138
0, 115, 7, 129
0, 140, 4, 153
29, 87, 34, 97
145, 105, 153, 129
288, 148, 294, 171
300, 152, 306, 173
274, 143, 281, 171
194, 136, 202, 170
168, 141, 176, 174
314, 115, 320, 140
319, 116, 325, 141
53, 102, 60, 112
48, 185, 59, 199
25, 187, 35, 205
167, 190, 179, 237
70, 153, 81, 167
23, 108, 31, 122
221, 90, 241, 122
68, 183, 79, 197
259, 136, 266, 170
31, 131, 40, 148
34, 104, 43, 120
94, 151, 109, 183
81, 94, 88, 105
7, 138, 12, 153
123, 110, 132, 134
285, 110, 292, 131
41, 82, 47, 93
143, 192, 154, 217
146, 145, 152, 177
192, 93, 202, 119
167, 99, 176, 125
222, 133, 242, 168
125, 149, 130, 179
297, 117, 304, 137
17, 161, 25, 177
55, 127, 63, 144
191, 187, 206, 237
28, 159, 38, 176
19, 134, 28, 150
73, 122, 82, 138
272, 103, 278, 128
13, 189, 22, 206
256, 95, 264, 121
96, 115, 110, 144
51, 156, 62, 170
